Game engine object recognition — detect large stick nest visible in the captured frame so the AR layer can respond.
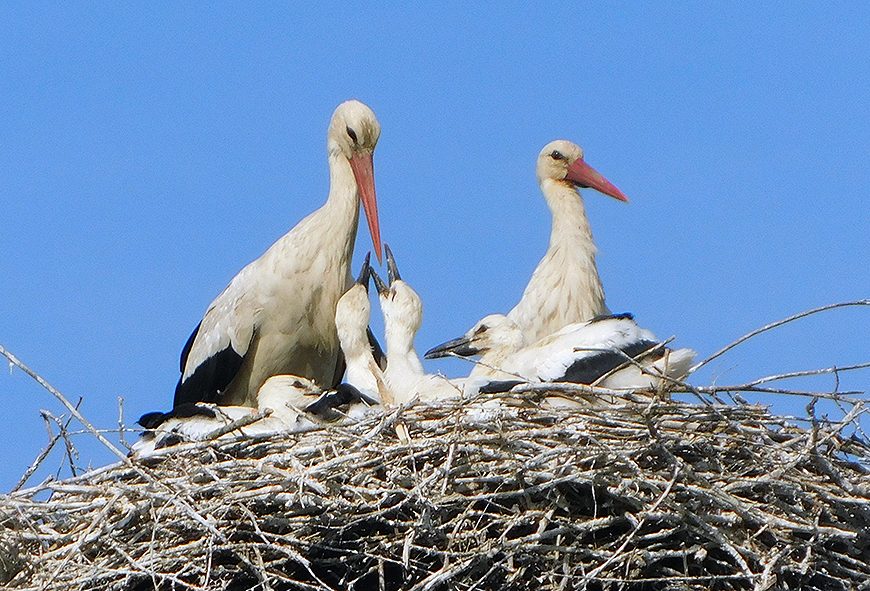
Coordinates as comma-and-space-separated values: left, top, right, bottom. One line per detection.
1, 391, 868, 591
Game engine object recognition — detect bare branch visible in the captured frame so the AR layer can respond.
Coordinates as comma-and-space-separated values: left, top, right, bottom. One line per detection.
690, 299, 870, 373
13, 398, 83, 493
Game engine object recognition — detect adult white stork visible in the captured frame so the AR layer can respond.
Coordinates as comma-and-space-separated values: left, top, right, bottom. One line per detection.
507, 139, 628, 344
372, 245, 475, 404
334, 255, 394, 405
174, 100, 384, 409
425, 313, 695, 395
132, 375, 374, 456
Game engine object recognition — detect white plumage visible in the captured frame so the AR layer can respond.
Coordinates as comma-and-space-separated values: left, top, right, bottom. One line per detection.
174, 100, 383, 409
132, 375, 370, 456
425, 313, 695, 394
334, 255, 394, 405
373, 246, 471, 404
507, 140, 629, 344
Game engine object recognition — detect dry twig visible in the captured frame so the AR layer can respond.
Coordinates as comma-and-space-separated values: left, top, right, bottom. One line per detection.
1, 390, 867, 591
1, 300, 868, 590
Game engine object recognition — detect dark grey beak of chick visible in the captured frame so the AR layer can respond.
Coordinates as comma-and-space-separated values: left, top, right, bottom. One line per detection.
304, 383, 379, 420
372, 243, 401, 297
356, 252, 372, 291
424, 335, 481, 359
371, 267, 389, 297
385, 243, 401, 284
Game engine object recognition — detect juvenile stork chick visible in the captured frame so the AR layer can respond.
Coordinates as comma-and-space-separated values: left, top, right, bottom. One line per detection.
425, 313, 695, 396
132, 375, 370, 456
373, 245, 470, 404
335, 254, 394, 405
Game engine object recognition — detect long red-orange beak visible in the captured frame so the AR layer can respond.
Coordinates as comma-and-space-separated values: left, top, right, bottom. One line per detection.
566, 158, 629, 202
349, 152, 382, 263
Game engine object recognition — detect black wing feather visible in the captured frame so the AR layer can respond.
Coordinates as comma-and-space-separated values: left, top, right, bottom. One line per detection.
304, 389, 350, 418
138, 403, 219, 429
561, 339, 660, 384
178, 321, 202, 373
137, 411, 169, 429
173, 340, 245, 408
589, 312, 634, 323
305, 382, 378, 419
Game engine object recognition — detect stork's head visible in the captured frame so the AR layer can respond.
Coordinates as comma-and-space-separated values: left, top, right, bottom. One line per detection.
329, 100, 383, 261
330, 100, 381, 159
537, 140, 628, 202
336, 254, 373, 355
424, 314, 524, 360
372, 245, 423, 352
256, 375, 321, 419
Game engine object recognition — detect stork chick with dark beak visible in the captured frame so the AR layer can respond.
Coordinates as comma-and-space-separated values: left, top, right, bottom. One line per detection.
372, 245, 468, 404
335, 254, 394, 405
425, 312, 695, 398
133, 375, 374, 456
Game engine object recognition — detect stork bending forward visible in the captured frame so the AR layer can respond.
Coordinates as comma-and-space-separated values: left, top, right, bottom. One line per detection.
174, 100, 383, 409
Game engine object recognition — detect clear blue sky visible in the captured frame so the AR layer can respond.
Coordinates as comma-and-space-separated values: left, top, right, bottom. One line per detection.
1, 4, 867, 491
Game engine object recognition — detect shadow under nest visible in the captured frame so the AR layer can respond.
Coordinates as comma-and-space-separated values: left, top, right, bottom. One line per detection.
1, 390, 868, 591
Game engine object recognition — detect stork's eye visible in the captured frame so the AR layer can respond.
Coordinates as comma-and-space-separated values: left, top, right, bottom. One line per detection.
550, 150, 565, 161
474, 325, 488, 335
346, 126, 358, 143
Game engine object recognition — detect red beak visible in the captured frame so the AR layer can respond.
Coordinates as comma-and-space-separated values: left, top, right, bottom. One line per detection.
349, 152, 383, 263
566, 158, 629, 202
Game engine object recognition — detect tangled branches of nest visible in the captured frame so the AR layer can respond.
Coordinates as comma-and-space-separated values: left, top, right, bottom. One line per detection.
1, 387, 868, 591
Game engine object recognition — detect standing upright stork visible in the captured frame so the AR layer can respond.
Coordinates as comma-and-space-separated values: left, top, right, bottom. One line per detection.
506, 140, 628, 344
174, 100, 383, 409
